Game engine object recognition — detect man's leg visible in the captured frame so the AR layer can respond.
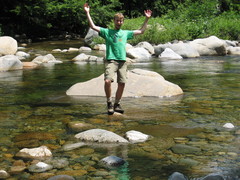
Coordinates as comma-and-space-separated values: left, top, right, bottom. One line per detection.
115, 82, 125, 103
105, 79, 114, 115
114, 82, 125, 114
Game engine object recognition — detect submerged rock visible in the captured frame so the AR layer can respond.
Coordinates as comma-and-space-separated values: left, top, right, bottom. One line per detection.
201, 173, 225, 180
28, 162, 53, 173
168, 172, 188, 180
47, 175, 75, 180
66, 68, 183, 97
171, 144, 201, 154
99, 155, 125, 168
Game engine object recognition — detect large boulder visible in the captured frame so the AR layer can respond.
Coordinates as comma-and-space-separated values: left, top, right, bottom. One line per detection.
189, 36, 227, 56
227, 46, 240, 55
32, 54, 62, 64
159, 48, 183, 60
0, 36, 18, 55
66, 68, 183, 97
127, 47, 152, 61
154, 42, 200, 58
136, 41, 155, 54
0, 55, 23, 71
84, 28, 99, 46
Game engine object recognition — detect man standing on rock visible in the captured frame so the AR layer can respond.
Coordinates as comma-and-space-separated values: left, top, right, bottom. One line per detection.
84, 3, 152, 115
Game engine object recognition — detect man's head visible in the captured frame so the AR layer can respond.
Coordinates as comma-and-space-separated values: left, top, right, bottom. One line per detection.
114, 13, 124, 30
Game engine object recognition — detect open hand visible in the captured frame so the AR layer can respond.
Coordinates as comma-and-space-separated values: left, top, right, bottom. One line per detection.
144, 9, 152, 18
84, 3, 90, 13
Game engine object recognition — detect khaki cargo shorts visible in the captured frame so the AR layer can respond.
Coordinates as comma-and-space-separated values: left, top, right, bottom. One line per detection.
104, 60, 128, 83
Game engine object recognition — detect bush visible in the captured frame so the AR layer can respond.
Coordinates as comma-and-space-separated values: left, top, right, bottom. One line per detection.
207, 11, 240, 40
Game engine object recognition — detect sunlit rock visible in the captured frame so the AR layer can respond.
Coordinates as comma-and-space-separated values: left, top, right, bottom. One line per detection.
189, 36, 227, 56
127, 47, 151, 61
223, 123, 235, 129
79, 46, 92, 51
32, 54, 62, 64
136, 41, 154, 54
68, 47, 79, 52
16, 51, 30, 60
15, 146, 52, 160
75, 129, 129, 143
159, 48, 183, 60
0, 170, 10, 179
154, 41, 200, 58
66, 68, 183, 97
0, 55, 23, 71
0, 36, 18, 55
125, 130, 150, 143
227, 46, 240, 55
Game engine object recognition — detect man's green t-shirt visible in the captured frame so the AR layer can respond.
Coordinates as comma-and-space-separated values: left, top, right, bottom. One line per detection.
99, 28, 134, 61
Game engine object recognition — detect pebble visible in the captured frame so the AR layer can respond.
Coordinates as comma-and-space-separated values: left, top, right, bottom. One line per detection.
28, 162, 53, 173
0, 170, 10, 179
223, 123, 235, 129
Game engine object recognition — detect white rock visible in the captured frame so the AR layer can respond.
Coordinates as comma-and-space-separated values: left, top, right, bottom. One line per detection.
0, 55, 23, 71
79, 46, 92, 51
0, 36, 18, 55
32, 54, 62, 64
68, 47, 79, 52
93, 44, 106, 51
75, 129, 129, 143
18, 146, 52, 158
227, 46, 240, 55
66, 68, 183, 97
36, 162, 48, 168
136, 41, 155, 54
72, 53, 89, 61
223, 123, 235, 129
52, 49, 62, 52
126, 130, 150, 143
127, 47, 151, 61
159, 48, 183, 60
0, 170, 10, 179
16, 51, 30, 60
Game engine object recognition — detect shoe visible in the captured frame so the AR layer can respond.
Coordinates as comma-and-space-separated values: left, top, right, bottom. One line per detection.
107, 102, 114, 115
114, 103, 124, 114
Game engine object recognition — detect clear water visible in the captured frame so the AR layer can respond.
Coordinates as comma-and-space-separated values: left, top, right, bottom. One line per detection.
0, 40, 239, 179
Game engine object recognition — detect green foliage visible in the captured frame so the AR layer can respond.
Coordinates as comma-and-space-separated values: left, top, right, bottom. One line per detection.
207, 11, 240, 40
0, 0, 239, 41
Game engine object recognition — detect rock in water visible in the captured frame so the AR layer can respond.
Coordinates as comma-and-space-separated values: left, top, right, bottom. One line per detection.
100, 156, 125, 168
125, 130, 150, 143
75, 129, 129, 143
168, 172, 188, 180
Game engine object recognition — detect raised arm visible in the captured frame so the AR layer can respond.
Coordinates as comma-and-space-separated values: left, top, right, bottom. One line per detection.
84, 3, 101, 32
133, 9, 152, 35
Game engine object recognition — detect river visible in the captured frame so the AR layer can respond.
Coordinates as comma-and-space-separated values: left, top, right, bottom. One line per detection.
0, 39, 239, 179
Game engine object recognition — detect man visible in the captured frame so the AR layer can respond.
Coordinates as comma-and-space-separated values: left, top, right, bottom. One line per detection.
84, 3, 152, 115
